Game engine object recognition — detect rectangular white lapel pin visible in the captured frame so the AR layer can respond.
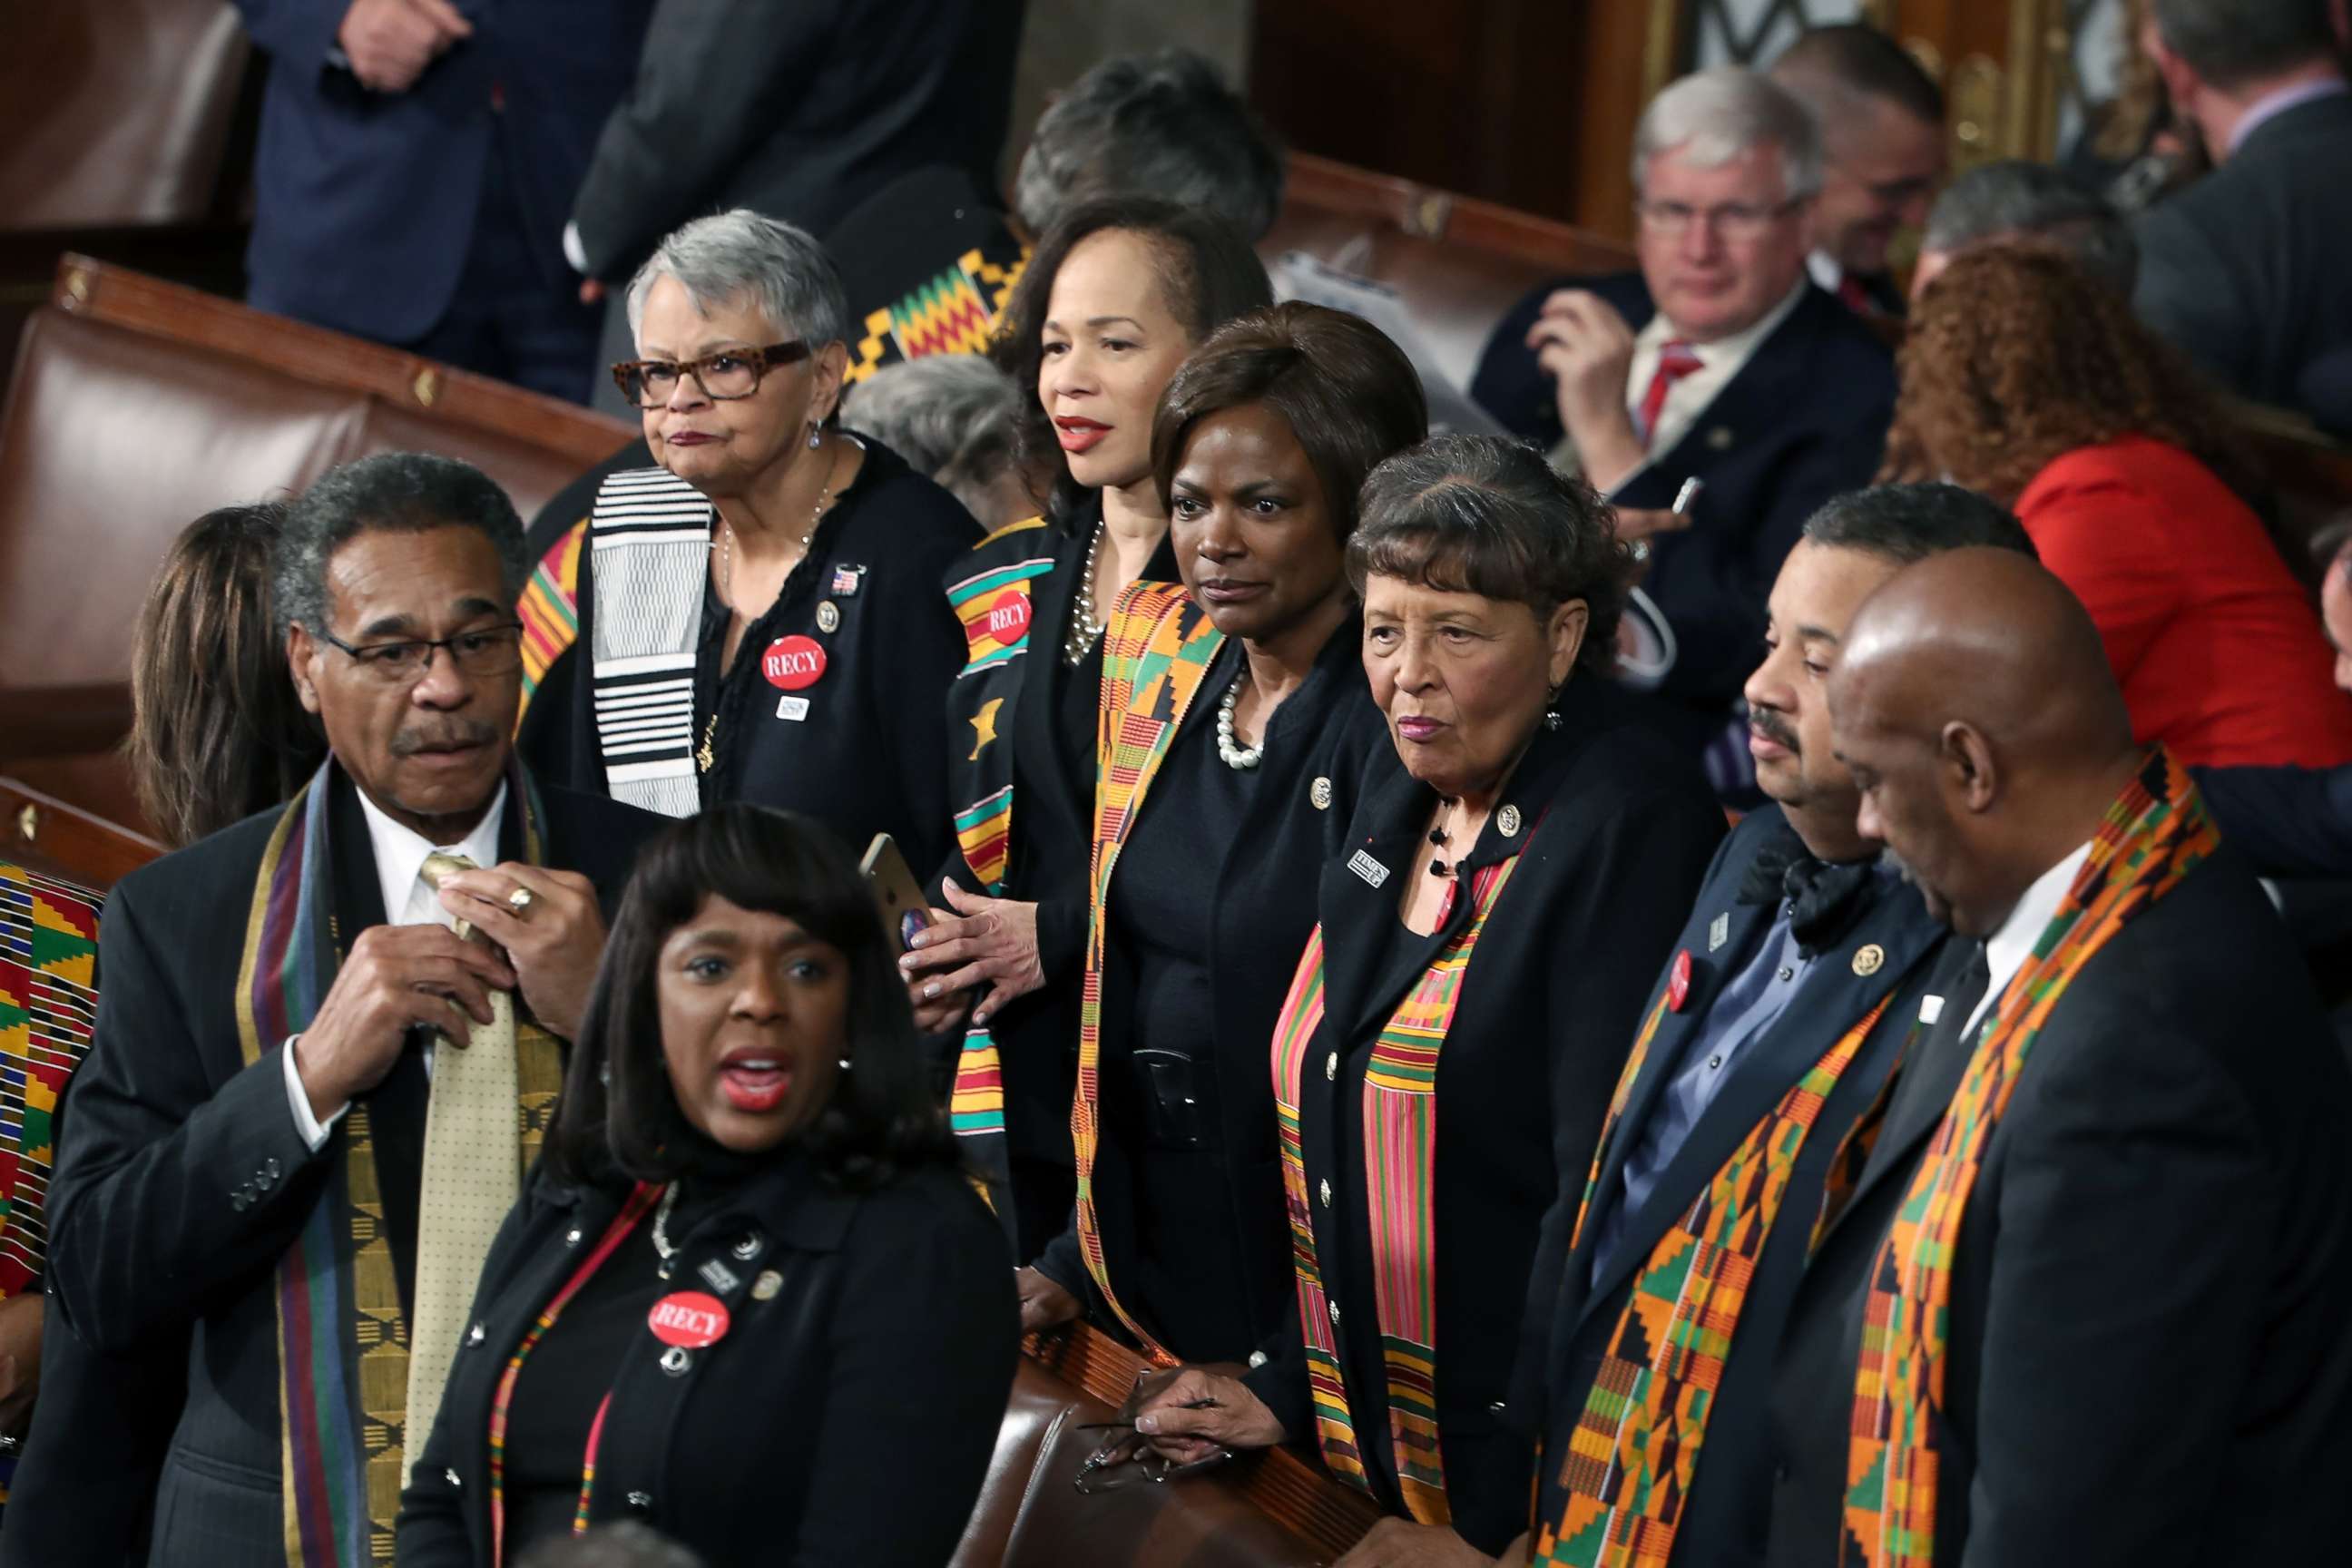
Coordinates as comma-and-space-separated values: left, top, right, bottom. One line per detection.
1348, 849, 1390, 889
1708, 912, 1730, 952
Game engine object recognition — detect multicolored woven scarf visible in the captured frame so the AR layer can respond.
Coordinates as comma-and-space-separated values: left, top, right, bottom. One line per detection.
235, 759, 567, 1566
1840, 749, 2215, 1568
1269, 856, 1520, 1524
1071, 581, 1225, 1361
1531, 987, 1895, 1567
943, 517, 1060, 1220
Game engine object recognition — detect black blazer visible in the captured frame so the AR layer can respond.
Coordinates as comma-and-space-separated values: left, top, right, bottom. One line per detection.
43, 775, 658, 1564
397, 1157, 1017, 1565
520, 439, 979, 876
2133, 93, 2352, 423
1764, 843, 2352, 1568
1245, 681, 1720, 1553
1032, 621, 1393, 1364
1468, 275, 1896, 716
2192, 761, 2352, 879
1515, 806, 1946, 1568
567, 0, 1023, 280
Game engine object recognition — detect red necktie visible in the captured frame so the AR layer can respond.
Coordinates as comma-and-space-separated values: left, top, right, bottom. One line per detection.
1635, 341, 1704, 449
1838, 274, 1873, 315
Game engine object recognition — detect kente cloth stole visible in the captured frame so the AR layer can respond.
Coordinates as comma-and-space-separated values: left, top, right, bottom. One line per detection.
1070, 581, 1224, 1362
1269, 856, 1521, 1524
236, 760, 566, 1566
1840, 750, 2214, 1568
1530, 989, 1896, 1568
517, 516, 588, 718
586, 466, 713, 820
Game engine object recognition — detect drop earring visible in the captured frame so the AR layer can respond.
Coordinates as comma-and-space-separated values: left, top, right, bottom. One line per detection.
1543, 681, 1565, 731
807, 422, 822, 450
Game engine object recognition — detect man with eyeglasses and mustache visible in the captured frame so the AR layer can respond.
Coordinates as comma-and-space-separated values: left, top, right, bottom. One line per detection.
1496, 485, 2031, 1568
43, 453, 660, 1564
1470, 66, 1897, 799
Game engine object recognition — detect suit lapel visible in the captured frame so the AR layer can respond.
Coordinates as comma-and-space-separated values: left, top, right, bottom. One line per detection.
1007, 523, 1088, 839
1645, 286, 1830, 480
1822, 957, 1985, 1243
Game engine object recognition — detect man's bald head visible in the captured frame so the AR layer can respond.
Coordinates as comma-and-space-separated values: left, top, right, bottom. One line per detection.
1828, 548, 2140, 935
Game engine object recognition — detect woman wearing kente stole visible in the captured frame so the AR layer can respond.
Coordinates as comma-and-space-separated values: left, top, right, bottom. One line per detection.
1016, 305, 1424, 1366
905, 198, 1273, 1261
1122, 437, 1721, 1553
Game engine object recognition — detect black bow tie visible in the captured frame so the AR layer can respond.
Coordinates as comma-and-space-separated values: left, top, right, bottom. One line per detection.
1737, 832, 1877, 956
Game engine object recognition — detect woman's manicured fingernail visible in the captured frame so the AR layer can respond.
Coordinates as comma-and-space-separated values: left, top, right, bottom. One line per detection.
1134, 1414, 1159, 1435
923, 984, 940, 1000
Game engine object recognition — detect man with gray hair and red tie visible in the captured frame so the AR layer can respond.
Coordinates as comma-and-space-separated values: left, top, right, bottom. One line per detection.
1470, 66, 1896, 795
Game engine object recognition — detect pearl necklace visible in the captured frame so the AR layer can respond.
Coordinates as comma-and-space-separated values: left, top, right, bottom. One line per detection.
1063, 517, 1107, 665
1215, 669, 1263, 769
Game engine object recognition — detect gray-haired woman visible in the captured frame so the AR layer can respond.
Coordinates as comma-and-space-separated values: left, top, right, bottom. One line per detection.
519, 209, 978, 877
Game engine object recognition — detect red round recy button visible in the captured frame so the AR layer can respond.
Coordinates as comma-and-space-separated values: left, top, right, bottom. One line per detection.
985, 590, 1032, 643
761, 635, 827, 691
649, 1291, 730, 1348
1666, 948, 1693, 1013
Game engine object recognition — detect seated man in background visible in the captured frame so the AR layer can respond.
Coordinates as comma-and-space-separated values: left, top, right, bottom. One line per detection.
1470, 66, 1896, 789
44, 454, 659, 1563
1911, 158, 2141, 299
2134, 0, 2352, 422
1769, 548, 2352, 1566
1768, 23, 1948, 318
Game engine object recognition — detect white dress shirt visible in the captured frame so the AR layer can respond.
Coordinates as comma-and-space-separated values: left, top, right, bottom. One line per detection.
282, 783, 509, 1150
1623, 278, 1808, 466
1963, 840, 2092, 1039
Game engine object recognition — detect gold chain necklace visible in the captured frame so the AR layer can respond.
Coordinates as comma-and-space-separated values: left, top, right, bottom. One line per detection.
698, 439, 843, 774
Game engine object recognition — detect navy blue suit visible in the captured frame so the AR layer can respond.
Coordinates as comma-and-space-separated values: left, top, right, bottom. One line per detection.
1512, 806, 1948, 1567
1470, 278, 1895, 733
233, 1, 652, 392
2196, 763, 2352, 879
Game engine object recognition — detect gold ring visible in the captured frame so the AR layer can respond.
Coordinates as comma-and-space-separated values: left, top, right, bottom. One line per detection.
506, 887, 535, 916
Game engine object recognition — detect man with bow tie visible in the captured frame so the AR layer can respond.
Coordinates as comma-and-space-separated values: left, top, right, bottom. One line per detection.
1494, 485, 2033, 1568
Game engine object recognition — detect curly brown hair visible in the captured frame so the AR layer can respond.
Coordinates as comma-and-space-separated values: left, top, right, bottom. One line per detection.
1879, 243, 2259, 508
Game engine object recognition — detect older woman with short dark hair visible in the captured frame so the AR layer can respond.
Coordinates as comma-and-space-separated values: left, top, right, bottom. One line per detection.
398, 805, 1015, 1567
1127, 436, 1722, 1558
520, 209, 977, 874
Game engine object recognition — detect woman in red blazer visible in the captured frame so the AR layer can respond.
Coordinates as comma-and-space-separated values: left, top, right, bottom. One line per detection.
1885, 245, 2352, 769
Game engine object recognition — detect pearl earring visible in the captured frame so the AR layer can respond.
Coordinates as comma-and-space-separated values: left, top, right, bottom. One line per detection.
837, 1055, 853, 1072
807, 423, 822, 450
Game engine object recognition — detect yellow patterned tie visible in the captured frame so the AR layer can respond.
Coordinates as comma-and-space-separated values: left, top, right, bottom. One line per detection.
405, 851, 522, 1477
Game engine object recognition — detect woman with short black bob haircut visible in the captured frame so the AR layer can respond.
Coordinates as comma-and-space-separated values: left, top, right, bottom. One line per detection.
908, 196, 1272, 1262
1016, 302, 1426, 1368
399, 805, 1016, 1568
1125, 436, 1721, 1555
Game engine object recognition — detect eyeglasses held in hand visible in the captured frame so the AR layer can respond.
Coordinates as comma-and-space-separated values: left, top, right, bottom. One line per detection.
610, 341, 812, 408
318, 622, 525, 683
1069, 1371, 1233, 1494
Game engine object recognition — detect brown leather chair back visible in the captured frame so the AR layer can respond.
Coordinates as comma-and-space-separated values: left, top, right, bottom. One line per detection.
0, 2, 251, 230
949, 1360, 1086, 1568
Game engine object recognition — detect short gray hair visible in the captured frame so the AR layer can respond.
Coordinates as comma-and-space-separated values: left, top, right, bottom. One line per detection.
1632, 67, 1822, 201
274, 453, 525, 640
1014, 49, 1284, 240
840, 356, 1021, 516
1921, 161, 2140, 296
624, 209, 851, 349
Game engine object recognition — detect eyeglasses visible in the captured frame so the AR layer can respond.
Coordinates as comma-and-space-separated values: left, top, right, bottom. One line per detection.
1068, 1370, 1234, 1494
610, 342, 812, 408
318, 622, 525, 683
1636, 197, 1806, 242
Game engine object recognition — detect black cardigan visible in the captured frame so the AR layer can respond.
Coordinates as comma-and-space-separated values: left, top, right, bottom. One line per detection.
520, 437, 978, 875
1241, 679, 1722, 1552
397, 1157, 1017, 1566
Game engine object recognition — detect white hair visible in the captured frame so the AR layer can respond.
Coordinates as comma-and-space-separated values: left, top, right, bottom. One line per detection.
1631, 67, 1823, 201
623, 209, 851, 348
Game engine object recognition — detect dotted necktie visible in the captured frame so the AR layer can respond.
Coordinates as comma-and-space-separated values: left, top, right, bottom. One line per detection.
1634, 339, 1704, 449
405, 851, 522, 1477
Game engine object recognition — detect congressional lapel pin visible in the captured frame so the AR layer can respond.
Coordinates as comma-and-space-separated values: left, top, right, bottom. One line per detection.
1348, 848, 1390, 889
1666, 948, 1694, 1013
1852, 944, 1885, 977
751, 1269, 784, 1301
1497, 805, 1523, 838
762, 635, 827, 691
1708, 912, 1730, 952
1309, 776, 1333, 810
775, 695, 811, 722
649, 1291, 731, 1350
697, 1258, 741, 1295
830, 564, 867, 597
1706, 426, 1734, 452
815, 600, 841, 634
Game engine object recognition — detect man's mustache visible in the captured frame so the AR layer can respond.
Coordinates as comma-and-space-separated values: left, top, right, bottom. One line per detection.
390, 720, 501, 758
1751, 709, 1799, 753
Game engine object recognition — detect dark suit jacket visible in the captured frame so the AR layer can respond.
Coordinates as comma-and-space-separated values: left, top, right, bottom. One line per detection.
232, 0, 654, 343
1514, 806, 1946, 1568
1241, 681, 1720, 1553
568, 0, 1024, 281
2195, 762, 2352, 878
1470, 276, 1895, 724
397, 1156, 1017, 1565
1764, 843, 2352, 1568
43, 775, 657, 1563
2134, 92, 2352, 421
